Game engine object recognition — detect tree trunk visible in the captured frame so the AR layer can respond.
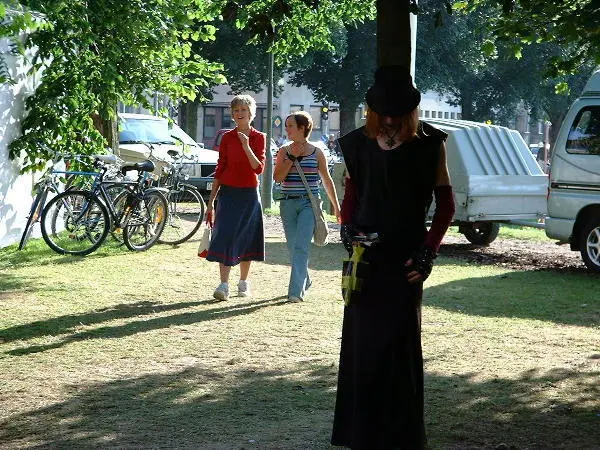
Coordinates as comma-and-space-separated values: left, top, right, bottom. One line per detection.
92, 113, 118, 153
460, 89, 474, 121
179, 99, 200, 141
340, 98, 361, 136
377, 0, 412, 68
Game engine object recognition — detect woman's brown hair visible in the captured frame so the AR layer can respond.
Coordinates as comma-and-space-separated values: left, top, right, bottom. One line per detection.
364, 107, 419, 142
286, 111, 313, 138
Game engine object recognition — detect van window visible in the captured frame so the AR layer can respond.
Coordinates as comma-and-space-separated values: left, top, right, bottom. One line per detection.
566, 106, 600, 155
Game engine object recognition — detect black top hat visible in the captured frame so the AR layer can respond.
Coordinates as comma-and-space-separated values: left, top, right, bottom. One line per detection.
365, 65, 421, 117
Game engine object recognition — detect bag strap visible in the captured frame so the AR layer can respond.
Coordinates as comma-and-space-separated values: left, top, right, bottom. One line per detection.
292, 158, 322, 214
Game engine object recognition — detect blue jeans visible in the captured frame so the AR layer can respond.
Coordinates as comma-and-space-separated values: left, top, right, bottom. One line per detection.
280, 197, 316, 299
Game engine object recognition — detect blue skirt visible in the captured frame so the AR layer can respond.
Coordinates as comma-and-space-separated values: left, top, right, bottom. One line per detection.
206, 185, 265, 266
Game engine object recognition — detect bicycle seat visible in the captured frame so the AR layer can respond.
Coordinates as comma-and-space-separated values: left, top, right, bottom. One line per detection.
120, 159, 155, 175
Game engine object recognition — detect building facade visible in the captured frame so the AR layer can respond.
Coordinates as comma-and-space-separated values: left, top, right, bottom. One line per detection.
190, 80, 461, 150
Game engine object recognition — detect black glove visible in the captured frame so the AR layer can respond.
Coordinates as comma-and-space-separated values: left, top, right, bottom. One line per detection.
340, 224, 355, 256
406, 245, 437, 281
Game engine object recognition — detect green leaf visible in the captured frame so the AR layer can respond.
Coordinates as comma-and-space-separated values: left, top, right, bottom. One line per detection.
481, 40, 496, 56
555, 82, 570, 95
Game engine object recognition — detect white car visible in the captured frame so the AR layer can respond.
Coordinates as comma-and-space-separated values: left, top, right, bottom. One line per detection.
118, 113, 218, 196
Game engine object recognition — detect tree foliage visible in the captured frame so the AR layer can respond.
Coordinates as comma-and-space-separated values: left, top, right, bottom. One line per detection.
1, 0, 374, 173
416, 0, 596, 134
462, 0, 600, 77
192, 21, 286, 98
287, 20, 376, 135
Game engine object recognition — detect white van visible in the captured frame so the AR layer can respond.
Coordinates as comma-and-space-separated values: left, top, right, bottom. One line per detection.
545, 68, 600, 271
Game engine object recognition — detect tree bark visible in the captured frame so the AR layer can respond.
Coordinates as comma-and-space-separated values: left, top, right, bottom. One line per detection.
340, 98, 361, 136
377, 0, 412, 68
92, 113, 118, 153
179, 99, 200, 141
460, 88, 474, 121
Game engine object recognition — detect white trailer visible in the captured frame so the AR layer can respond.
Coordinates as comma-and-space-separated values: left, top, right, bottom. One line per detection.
425, 118, 548, 245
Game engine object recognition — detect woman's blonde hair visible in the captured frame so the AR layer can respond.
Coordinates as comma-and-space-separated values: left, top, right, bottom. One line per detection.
364, 107, 419, 142
286, 111, 313, 138
231, 95, 257, 121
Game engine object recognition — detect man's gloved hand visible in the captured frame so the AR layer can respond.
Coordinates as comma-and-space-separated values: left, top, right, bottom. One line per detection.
405, 245, 437, 283
340, 224, 355, 256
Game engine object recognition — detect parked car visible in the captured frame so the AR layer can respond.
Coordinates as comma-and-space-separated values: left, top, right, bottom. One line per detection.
118, 113, 218, 197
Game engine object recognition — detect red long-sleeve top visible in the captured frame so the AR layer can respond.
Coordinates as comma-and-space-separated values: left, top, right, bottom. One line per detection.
215, 127, 266, 187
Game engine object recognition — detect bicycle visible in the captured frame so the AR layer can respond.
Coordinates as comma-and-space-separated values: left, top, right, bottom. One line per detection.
157, 148, 206, 245
18, 154, 103, 250
40, 157, 169, 255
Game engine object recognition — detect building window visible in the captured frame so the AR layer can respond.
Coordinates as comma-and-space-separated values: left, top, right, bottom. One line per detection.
253, 107, 268, 133
451, 112, 456, 119
289, 104, 303, 113
444, 112, 449, 119
329, 109, 340, 132
309, 105, 321, 130
424, 110, 430, 118
203, 107, 217, 141
221, 108, 233, 129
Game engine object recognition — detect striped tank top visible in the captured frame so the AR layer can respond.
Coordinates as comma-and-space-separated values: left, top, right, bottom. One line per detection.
281, 148, 320, 196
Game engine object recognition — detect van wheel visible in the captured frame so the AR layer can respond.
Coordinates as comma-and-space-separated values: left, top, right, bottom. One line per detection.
578, 217, 600, 272
461, 222, 500, 245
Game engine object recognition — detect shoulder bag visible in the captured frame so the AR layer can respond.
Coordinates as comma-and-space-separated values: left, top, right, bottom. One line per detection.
292, 157, 329, 246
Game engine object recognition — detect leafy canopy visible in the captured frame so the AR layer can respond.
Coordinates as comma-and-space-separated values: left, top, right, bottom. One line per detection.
461, 0, 600, 79
2, 0, 374, 173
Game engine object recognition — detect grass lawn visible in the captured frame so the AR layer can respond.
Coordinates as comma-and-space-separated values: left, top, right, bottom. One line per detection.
0, 228, 598, 449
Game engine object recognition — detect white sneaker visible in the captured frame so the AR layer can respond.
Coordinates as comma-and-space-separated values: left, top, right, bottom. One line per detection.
238, 280, 250, 297
213, 282, 229, 301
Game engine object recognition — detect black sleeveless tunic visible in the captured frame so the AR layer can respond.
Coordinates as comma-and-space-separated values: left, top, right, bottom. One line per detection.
331, 122, 447, 449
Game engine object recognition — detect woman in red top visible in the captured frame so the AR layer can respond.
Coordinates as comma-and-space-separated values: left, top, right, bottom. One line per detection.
205, 95, 266, 300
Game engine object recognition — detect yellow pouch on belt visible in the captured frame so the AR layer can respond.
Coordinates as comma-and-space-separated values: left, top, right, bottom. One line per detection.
341, 244, 369, 306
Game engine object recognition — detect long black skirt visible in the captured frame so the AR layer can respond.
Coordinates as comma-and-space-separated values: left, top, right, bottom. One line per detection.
331, 254, 426, 449
206, 185, 264, 266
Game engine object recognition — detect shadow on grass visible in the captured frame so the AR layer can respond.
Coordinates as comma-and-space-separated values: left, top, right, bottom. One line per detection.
0, 362, 597, 449
0, 300, 206, 343
264, 240, 345, 270
4, 297, 289, 356
0, 272, 41, 294
0, 238, 131, 269
425, 260, 599, 327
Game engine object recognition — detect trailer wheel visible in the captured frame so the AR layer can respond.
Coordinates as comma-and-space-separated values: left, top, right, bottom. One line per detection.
461, 222, 500, 245
578, 216, 600, 272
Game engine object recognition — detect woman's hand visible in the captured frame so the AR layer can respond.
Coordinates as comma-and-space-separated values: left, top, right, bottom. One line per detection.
333, 206, 341, 224
237, 131, 249, 147
205, 205, 214, 227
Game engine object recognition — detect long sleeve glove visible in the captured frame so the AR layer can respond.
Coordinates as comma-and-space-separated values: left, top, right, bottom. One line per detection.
424, 185, 455, 253
406, 245, 437, 281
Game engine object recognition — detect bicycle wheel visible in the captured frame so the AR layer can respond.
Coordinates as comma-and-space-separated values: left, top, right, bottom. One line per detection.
158, 184, 205, 245
41, 190, 110, 256
18, 190, 49, 250
106, 185, 130, 243
123, 190, 168, 251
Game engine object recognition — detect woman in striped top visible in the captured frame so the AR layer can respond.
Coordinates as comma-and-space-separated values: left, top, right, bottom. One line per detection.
273, 111, 341, 302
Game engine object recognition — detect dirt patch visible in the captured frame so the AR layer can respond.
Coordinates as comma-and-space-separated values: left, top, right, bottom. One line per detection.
264, 216, 587, 272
